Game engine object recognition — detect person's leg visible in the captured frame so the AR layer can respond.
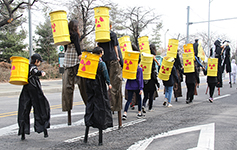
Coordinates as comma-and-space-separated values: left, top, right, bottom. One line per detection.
163, 86, 168, 106
189, 83, 195, 102
142, 91, 149, 107
124, 90, 133, 113
167, 86, 173, 104
186, 83, 190, 102
148, 91, 154, 110
135, 90, 142, 112
62, 67, 75, 111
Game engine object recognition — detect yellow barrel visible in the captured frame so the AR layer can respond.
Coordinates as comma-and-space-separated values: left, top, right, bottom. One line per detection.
94, 6, 111, 43
9, 56, 29, 85
138, 36, 150, 54
118, 36, 132, 58
183, 43, 195, 60
166, 39, 179, 58
140, 53, 154, 80
122, 51, 140, 79
49, 10, 71, 45
158, 56, 174, 81
77, 51, 100, 79
182, 52, 194, 73
207, 58, 218, 77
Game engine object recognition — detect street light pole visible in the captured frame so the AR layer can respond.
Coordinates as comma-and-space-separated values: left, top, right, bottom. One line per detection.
207, 0, 211, 57
28, 0, 33, 61
164, 29, 169, 49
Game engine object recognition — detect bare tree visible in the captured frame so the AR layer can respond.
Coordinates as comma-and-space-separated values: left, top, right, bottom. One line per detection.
122, 6, 160, 48
0, 0, 37, 27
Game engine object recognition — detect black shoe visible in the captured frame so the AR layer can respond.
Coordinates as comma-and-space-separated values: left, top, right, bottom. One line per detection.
21, 134, 25, 140
175, 98, 178, 102
44, 129, 48, 138
122, 115, 127, 120
186, 100, 189, 104
163, 101, 167, 106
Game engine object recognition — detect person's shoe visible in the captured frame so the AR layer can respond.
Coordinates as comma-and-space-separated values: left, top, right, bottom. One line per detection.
167, 103, 172, 107
131, 105, 135, 110
148, 109, 154, 112
186, 100, 189, 104
175, 98, 178, 102
163, 99, 167, 106
142, 106, 146, 113
137, 114, 144, 119
122, 115, 127, 120
208, 98, 213, 103
44, 129, 48, 138
21, 134, 25, 140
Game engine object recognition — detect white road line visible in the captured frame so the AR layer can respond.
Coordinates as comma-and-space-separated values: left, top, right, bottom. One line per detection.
128, 123, 215, 150
0, 112, 85, 137
214, 94, 231, 100
64, 119, 146, 143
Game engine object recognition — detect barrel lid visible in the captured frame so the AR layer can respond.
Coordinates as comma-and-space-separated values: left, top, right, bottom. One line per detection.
49, 10, 67, 15
94, 6, 111, 10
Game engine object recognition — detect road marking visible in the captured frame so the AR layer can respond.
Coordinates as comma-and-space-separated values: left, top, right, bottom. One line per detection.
128, 123, 215, 150
214, 94, 231, 100
64, 119, 146, 143
0, 112, 85, 137
0, 101, 84, 118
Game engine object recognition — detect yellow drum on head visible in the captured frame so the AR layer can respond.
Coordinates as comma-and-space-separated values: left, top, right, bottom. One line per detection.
138, 36, 150, 54
207, 58, 218, 77
122, 51, 140, 79
49, 10, 71, 45
158, 56, 174, 81
166, 39, 179, 58
183, 52, 195, 73
94, 6, 111, 43
118, 36, 132, 58
140, 53, 154, 80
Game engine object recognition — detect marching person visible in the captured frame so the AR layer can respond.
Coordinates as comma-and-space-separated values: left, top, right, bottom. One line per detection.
84, 47, 113, 145
18, 53, 50, 140
122, 57, 144, 120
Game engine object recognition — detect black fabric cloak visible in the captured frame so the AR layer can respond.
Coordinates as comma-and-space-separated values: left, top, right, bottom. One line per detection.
222, 45, 231, 73
84, 62, 113, 130
18, 64, 50, 136
214, 40, 223, 88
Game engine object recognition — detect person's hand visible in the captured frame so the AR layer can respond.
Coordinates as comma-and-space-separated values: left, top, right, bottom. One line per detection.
117, 57, 120, 62
108, 84, 112, 89
157, 88, 160, 91
78, 55, 82, 60
42, 71, 46, 77
139, 90, 143, 95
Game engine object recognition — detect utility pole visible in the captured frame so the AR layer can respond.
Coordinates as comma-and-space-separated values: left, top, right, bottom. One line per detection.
207, 0, 211, 57
28, 0, 33, 61
186, 6, 190, 44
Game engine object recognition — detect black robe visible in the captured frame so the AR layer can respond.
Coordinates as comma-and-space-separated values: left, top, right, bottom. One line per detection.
214, 40, 223, 88
18, 64, 50, 135
84, 61, 113, 130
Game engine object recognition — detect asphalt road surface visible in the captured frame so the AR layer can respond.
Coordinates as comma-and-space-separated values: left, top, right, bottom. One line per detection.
0, 75, 237, 150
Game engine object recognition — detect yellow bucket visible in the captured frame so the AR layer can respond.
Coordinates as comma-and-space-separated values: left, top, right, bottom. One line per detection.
138, 36, 150, 54
122, 51, 140, 79
158, 56, 174, 81
207, 58, 218, 77
182, 52, 194, 73
9, 56, 29, 85
49, 10, 71, 45
94, 6, 111, 43
140, 53, 154, 80
77, 51, 100, 79
166, 39, 179, 58
118, 36, 132, 58
183, 43, 195, 60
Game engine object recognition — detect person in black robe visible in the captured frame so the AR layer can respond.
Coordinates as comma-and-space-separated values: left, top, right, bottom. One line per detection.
173, 52, 183, 101
18, 53, 50, 140
84, 47, 113, 145
221, 41, 232, 87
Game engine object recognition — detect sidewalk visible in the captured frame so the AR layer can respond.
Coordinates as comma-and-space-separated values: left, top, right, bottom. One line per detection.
0, 79, 64, 96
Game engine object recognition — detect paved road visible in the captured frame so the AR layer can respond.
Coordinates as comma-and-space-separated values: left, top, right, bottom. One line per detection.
0, 75, 237, 150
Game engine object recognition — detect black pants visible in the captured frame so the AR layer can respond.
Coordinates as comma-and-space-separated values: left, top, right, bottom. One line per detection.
186, 83, 195, 101
142, 90, 154, 110
208, 82, 216, 98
